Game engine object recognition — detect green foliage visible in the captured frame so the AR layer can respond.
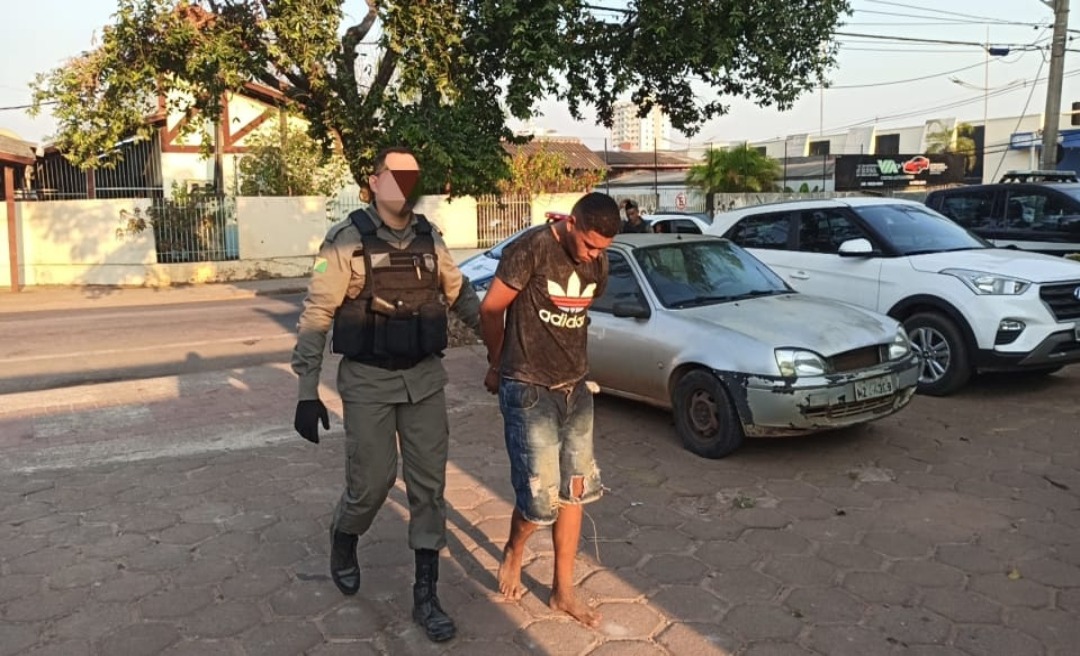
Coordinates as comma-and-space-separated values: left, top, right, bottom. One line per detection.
497, 147, 606, 197
238, 120, 348, 196
1066, 253, 1080, 262
688, 145, 781, 196
118, 183, 235, 262
926, 122, 978, 173
33, 0, 851, 195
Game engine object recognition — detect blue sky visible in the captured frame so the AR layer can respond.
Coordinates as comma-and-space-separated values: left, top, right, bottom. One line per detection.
1, 1, 1075, 150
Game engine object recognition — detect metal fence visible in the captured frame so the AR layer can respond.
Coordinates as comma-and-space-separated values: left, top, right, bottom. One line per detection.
149, 195, 239, 263
614, 191, 708, 215
28, 135, 164, 201
476, 194, 531, 248
326, 195, 368, 223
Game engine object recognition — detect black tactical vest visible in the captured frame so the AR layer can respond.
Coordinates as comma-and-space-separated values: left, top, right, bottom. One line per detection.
331, 209, 448, 368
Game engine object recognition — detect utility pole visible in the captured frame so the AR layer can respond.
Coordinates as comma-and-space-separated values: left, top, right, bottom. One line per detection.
1041, 0, 1070, 170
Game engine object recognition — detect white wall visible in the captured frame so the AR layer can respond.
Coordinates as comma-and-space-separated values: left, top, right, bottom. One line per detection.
0, 205, 12, 288
414, 195, 478, 249
4, 192, 618, 287
15, 199, 156, 286
983, 114, 1044, 183
237, 196, 326, 259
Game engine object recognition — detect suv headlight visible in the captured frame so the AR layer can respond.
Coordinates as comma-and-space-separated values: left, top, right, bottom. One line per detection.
889, 326, 911, 360
775, 349, 827, 378
941, 269, 1031, 295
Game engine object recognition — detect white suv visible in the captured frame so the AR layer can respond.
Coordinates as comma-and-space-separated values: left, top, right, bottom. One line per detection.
708, 197, 1080, 395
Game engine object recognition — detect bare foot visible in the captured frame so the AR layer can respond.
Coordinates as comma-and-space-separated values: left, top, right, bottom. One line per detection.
497, 543, 526, 600
549, 587, 600, 628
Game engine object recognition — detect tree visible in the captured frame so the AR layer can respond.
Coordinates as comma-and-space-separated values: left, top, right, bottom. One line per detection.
31, 0, 851, 196
497, 148, 605, 197
926, 122, 978, 175
687, 145, 780, 213
238, 120, 349, 197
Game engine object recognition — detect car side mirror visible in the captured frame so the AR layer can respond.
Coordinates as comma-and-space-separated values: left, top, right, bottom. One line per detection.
612, 300, 651, 320
838, 238, 874, 257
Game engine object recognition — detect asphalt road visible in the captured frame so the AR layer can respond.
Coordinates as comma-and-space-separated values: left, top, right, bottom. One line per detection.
0, 294, 305, 395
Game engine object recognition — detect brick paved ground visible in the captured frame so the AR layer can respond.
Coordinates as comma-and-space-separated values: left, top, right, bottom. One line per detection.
1, 347, 1078, 655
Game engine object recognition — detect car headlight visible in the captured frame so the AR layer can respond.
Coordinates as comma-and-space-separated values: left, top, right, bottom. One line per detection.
775, 349, 827, 378
941, 268, 1031, 295
889, 326, 911, 360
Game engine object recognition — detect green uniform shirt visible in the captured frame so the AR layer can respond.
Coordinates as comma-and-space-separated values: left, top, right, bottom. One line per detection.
291, 207, 479, 402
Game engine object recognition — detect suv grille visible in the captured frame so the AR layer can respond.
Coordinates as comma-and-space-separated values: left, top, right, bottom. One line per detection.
1040, 282, 1080, 321
828, 345, 884, 373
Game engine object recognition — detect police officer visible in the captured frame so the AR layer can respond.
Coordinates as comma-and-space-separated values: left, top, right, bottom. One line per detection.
291, 147, 480, 643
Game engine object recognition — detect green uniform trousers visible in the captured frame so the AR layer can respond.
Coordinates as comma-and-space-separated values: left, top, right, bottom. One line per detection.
331, 357, 450, 551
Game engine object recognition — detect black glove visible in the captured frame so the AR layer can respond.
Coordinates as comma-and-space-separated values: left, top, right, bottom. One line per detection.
294, 399, 330, 444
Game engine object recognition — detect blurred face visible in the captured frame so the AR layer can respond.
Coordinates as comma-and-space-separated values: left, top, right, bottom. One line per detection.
566, 216, 614, 263
368, 152, 420, 216
626, 206, 641, 222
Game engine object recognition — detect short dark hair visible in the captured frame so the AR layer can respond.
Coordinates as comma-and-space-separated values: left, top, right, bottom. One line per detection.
623, 199, 639, 211
572, 192, 621, 238
372, 146, 417, 174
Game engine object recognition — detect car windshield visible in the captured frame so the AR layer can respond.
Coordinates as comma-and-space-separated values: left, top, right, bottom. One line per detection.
633, 240, 791, 308
853, 203, 989, 255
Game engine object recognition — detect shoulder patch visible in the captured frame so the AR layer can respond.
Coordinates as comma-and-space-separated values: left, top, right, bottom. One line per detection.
313, 257, 329, 274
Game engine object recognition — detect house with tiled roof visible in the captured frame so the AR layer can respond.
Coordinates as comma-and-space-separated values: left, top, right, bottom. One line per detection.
502, 137, 609, 174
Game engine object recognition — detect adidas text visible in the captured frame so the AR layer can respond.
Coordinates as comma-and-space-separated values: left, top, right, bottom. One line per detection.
539, 309, 586, 329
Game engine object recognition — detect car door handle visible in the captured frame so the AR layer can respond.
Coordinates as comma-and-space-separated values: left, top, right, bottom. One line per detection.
790, 271, 810, 280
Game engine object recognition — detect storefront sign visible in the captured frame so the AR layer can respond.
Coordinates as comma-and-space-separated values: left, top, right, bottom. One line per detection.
834, 153, 965, 191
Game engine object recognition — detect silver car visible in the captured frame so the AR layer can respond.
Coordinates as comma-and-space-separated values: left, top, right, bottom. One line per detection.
588, 234, 920, 458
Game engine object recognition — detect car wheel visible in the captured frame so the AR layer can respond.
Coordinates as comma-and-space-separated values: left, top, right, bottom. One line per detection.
904, 312, 971, 396
672, 370, 745, 459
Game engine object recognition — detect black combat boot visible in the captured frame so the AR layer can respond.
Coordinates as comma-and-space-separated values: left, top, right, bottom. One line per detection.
329, 526, 360, 595
412, 549, 456, 642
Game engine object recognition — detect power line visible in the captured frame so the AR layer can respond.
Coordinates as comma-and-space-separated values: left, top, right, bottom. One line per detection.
827, 60, 988, 89
992, 54, 1049, 181
816, 67, 1079, 135
0, 101, 54, 111
863, 0, 1048, 26
854, 9, 1048, 27
836, 31, 1050, 49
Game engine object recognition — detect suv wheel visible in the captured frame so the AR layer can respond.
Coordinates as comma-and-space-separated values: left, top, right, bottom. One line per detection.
672, 370, 745, 459
904, 312, 972, 396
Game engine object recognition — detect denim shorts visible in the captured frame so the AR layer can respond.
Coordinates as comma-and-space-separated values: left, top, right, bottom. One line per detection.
498, 377, 603, 526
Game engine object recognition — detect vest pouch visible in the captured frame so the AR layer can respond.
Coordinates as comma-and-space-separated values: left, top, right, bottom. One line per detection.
332, 300, 371, 357
418, 301, 449, 355
383, 315, 420, 357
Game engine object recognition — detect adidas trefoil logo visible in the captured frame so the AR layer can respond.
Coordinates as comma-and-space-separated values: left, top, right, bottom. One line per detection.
540, 272, 596, 329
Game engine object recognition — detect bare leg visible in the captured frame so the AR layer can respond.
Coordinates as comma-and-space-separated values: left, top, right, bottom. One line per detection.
498, 509, 537, 600
549, 478, 600, 627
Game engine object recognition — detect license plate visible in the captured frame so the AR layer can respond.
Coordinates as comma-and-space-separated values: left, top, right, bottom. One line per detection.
854, 376, 895, 401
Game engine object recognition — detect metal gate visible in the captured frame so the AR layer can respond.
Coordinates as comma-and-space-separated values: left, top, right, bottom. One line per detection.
476, 194, 531, 248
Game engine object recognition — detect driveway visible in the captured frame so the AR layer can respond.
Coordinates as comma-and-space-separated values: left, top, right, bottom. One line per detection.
0, 347, 1077, 655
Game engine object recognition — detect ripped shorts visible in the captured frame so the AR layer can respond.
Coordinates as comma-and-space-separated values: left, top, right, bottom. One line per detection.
498, 377, 603, 526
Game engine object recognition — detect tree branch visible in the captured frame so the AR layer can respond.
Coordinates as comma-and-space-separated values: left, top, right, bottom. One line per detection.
361, 48, 399, 116
338, 1, 379, 106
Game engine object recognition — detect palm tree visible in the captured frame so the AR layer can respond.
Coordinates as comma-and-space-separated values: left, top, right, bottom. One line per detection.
926, 122, 978, 175
687, 145, 780, 214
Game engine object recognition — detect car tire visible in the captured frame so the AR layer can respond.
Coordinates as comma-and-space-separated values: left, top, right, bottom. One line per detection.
904, 312, 971, 396
672, 370, 745, 459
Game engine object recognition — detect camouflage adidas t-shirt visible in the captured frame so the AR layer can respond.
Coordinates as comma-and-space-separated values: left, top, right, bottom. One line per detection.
494, 225, 608, 389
